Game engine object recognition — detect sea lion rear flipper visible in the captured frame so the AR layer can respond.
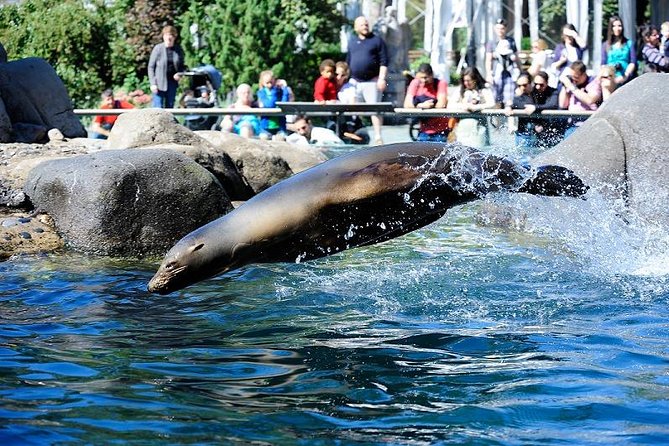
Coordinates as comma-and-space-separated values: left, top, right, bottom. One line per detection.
518, 165, 589, 197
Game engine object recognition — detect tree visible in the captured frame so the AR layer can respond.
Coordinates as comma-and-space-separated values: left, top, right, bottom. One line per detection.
124, 0, 189, 81
539, 0, 623, 45
0, 0, 346, 107
179, 0, 346, 100
0, 0, 112, 106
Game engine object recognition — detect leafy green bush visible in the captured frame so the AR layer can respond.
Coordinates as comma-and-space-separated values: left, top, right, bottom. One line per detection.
179, 0, 345, 100
0, 0, 113, 107
0, 0, 364, 106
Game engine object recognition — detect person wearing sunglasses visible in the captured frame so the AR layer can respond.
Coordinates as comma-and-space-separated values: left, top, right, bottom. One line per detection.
505, 72, 537, 148
531, 71, 561, 146
506, 70, 562, 148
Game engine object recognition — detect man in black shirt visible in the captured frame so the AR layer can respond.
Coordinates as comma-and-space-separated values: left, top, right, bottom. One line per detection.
346, 16, 389, 144
507, 71, 561, 148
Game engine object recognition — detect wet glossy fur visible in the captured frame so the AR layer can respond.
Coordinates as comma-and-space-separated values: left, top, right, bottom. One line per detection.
148, 142, 587, 294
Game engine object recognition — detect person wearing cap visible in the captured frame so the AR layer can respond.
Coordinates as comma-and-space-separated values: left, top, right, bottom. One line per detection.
90, 89, 134, 139
550, 24, 586, 90
148, 25, 186, 108
485, 18, 519, 108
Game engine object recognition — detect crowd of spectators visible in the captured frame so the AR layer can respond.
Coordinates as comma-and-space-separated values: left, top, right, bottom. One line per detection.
94, 14, 668, 148
434, 13, 667, 149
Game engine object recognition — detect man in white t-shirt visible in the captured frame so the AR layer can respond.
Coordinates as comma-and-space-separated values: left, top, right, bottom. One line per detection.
286, 115, 343, 147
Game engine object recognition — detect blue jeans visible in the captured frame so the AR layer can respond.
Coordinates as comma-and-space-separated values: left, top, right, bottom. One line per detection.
152, 79, 178, 108
417, 132, 448, 142
91, 122, 112, 140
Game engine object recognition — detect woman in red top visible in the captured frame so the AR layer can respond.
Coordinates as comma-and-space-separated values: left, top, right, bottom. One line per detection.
403, 63, 451, 142
313, 59, 338, 103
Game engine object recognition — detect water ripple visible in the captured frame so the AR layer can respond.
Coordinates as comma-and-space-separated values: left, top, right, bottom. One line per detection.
2, 206, 669, 444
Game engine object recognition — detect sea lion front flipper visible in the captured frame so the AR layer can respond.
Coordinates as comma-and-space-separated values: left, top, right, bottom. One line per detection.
327, 157, 428, 204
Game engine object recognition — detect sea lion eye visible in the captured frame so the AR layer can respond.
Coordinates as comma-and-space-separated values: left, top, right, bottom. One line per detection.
190, 243, 204, 253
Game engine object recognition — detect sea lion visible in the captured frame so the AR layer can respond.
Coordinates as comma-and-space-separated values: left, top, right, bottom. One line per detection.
148, 142, 587, 294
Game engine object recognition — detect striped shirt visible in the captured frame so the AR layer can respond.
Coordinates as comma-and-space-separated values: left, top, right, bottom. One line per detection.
641, 43, 669, 72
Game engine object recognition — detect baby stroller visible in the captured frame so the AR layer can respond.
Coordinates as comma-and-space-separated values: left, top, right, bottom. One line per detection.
180, 65, 223, 130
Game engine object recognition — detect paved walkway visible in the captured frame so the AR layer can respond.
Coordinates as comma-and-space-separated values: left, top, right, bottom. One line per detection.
379, 124, 411, 144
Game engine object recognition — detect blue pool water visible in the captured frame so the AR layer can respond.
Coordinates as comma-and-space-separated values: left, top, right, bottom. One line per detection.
2, 143, 669, 444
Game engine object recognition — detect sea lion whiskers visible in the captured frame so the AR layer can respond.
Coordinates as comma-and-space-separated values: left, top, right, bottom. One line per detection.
160, 262, 188, 278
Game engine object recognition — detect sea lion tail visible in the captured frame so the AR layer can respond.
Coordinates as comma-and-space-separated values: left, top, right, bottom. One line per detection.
517, 165, 589, 198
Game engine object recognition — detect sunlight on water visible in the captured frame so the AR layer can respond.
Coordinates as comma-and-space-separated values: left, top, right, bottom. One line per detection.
2, 144, 669, 444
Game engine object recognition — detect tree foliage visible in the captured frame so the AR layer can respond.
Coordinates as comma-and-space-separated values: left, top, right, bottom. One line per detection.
0, 0, 657, 108
179, 0, 346, 100
0, 0, 112, 106
539, 0, 628, 45
125, 0, 189, 80
0, 0, 346, 106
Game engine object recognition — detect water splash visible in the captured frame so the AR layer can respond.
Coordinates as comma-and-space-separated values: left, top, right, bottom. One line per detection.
497, 189, 669, 280
396, 144, 533, 204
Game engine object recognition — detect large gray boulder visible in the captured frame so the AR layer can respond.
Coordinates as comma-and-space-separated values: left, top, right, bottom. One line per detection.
107, 108, 205, 149
138, 142, 255, 200
0, 57, 86, 142
23, 149, 231, 256
196, 131, 328, 174
196, 131, 330, 193
534, 73, 669, 225
213, 137, 293, 193
0, 139, 105, 205
231, 148, 292, 193
106, 109, 253, 200
0, 98, 11, 143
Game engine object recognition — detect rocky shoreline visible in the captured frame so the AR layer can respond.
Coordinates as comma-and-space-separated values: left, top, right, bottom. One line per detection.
0, 109, 328, 260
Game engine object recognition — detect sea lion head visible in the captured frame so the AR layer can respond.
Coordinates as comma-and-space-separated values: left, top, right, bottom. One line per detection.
147, 227, 248, 295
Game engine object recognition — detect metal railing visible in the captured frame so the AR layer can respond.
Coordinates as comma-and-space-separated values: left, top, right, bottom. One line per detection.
73, 103, 594, 121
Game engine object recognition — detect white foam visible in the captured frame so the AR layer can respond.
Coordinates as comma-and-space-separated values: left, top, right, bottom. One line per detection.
499, 189, 669, 279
